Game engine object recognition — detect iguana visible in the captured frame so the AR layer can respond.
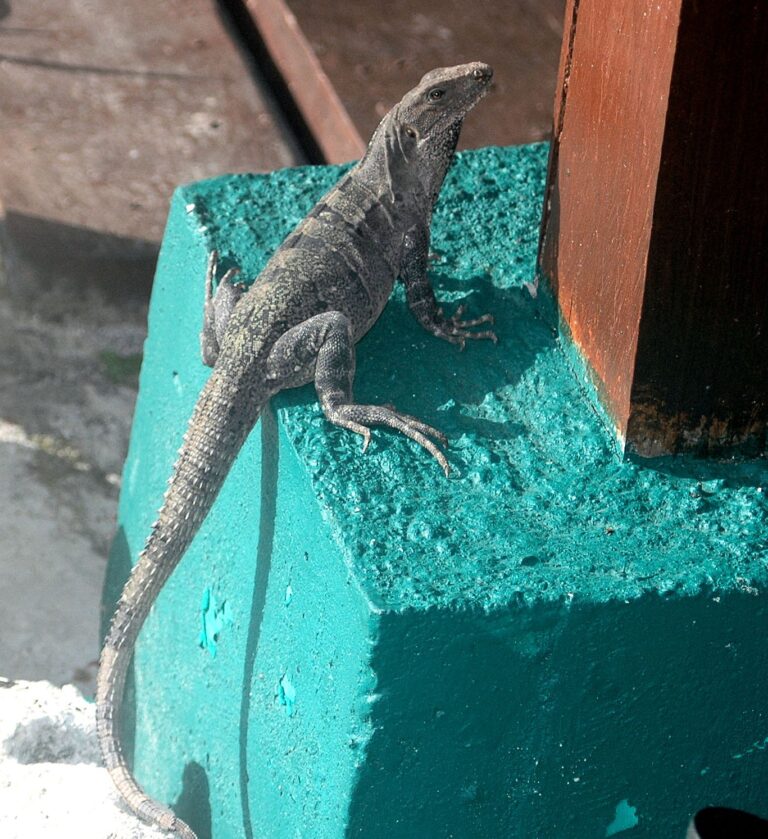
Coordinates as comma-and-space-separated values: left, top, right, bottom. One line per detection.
97, 62, 495, 838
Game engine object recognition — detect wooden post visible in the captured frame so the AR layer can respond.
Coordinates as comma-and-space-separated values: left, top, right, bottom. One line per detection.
539, 0, 768, 456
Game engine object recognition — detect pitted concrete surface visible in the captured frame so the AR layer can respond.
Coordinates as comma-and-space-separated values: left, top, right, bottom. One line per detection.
0, 679, 166, 838
0, 273, 145, 695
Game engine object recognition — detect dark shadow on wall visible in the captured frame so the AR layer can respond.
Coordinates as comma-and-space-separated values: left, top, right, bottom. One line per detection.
239, 407, 279, 839
345, 592, 768, 839
100, 526, 133, 643
174, 761, 213, 839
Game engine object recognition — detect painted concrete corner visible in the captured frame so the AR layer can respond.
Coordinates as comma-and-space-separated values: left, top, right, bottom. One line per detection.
105, 145, 768, 838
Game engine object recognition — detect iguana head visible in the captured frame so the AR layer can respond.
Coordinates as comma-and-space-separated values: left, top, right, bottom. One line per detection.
360, 62, 493, 199
394, 62, 493, 145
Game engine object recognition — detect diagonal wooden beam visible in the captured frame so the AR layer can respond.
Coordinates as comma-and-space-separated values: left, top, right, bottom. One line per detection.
243, 0, 366, 164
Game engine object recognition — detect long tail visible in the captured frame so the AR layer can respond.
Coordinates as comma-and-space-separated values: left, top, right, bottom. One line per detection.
96, 369, 262, 838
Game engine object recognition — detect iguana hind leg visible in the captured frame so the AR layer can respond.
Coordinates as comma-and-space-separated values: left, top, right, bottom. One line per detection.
265, 310, 450, 476
200, 250, 247, 367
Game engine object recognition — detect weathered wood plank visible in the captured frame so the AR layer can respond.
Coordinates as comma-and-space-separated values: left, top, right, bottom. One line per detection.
242, 0, 366, 164
254, 0, 565, 153
0, 0, 302, 292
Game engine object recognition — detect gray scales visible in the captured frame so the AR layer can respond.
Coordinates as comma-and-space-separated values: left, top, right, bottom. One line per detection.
96, 63, 495, 838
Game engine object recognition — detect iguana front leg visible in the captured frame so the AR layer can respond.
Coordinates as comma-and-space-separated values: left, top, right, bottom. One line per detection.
400, 226, 497, 349
265, 310, 450, 476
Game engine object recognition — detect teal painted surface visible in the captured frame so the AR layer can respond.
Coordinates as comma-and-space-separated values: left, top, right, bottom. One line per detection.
106, 145, 768, 838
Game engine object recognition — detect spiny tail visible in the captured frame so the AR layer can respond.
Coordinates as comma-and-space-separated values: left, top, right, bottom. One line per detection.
96, 369, 262, 839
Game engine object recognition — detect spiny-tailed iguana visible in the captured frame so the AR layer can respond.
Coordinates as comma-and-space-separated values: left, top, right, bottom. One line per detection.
97, 62, 495, 838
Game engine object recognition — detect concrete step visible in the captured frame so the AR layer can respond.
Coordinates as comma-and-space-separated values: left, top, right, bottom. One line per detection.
105, 145, 768, 837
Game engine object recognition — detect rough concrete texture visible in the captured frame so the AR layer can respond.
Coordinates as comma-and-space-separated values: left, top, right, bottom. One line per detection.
0, 679, 165, 838
106, 145, 768, 837
0, 259, 145, 694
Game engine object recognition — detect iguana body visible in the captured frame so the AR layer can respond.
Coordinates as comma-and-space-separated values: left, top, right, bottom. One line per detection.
97, 62, 494, 838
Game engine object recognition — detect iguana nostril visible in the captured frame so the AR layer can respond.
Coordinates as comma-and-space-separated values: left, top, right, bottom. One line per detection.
473, 66, 493, 82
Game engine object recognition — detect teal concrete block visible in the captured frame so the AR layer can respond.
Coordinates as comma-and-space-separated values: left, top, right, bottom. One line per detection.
105, 145, 768, 838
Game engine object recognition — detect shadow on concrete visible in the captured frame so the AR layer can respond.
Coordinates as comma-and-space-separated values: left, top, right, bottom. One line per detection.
239, 407, 279, 839
2, 210, 158, 308
626, 450, 768, 489
345, 592, 768, 838
333, 276, 555, 489
174, 761, 213, 839
100, 526, 133, 643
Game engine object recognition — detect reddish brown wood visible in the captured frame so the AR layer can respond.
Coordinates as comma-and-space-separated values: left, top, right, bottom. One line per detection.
243, 0, 366, 163
540, 0, 768, 456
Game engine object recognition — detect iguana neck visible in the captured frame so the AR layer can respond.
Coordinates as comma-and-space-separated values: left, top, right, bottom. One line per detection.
355, 110, 462, 211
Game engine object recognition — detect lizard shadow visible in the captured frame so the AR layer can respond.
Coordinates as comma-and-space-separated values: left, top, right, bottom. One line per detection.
173, 761, 212, 839
400, 271, 556, 439
239, 407, 279, 839
280, 274, 555, 455
274, 275, 555, 491
361, 275, 551, 443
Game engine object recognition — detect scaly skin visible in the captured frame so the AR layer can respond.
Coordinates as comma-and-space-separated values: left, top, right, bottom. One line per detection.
97, 62, 495, 838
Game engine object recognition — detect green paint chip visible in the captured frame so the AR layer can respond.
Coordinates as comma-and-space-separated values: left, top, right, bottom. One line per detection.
606, 799, 639, 836
198, 587, 231, 657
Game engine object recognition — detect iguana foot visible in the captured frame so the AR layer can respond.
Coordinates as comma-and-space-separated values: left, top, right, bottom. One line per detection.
265, 310, 451, 475
329, 403, 450, 477
434, 303, 498, 350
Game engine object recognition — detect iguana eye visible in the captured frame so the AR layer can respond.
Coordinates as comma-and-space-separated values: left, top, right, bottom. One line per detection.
404, 125, 417, 138
428, 88, 444, 101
